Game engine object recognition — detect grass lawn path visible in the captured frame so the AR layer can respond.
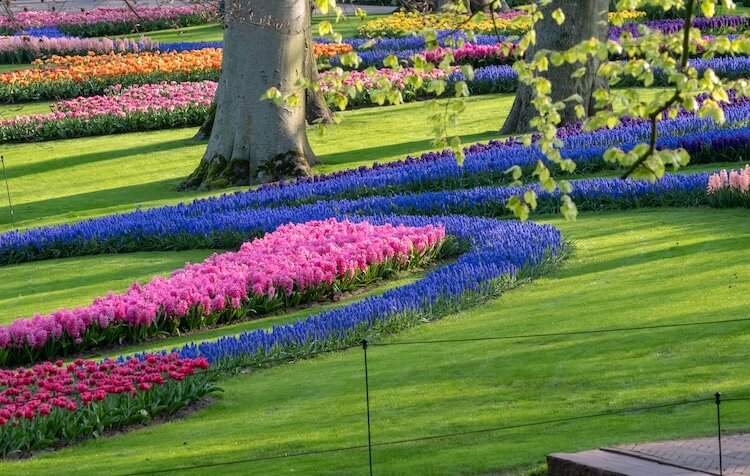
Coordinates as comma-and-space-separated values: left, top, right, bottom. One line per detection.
3, 207, 750, 475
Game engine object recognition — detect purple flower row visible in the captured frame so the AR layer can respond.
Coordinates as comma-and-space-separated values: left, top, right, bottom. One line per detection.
0, 6, 211, 32
609, 14, 750, 38
0, 35, 159, 63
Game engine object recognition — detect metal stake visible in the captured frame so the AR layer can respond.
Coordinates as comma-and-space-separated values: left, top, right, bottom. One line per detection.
362, 339, 374, 476
716, 392, 723, 476
0, 155, 14, 227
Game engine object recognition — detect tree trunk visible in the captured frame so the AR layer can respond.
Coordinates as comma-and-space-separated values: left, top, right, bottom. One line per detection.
182, 0, 319, 190
303, 6, 334, 125
500, 0, 609, 135
191, 102, 216, 141
191, 5, 332, 143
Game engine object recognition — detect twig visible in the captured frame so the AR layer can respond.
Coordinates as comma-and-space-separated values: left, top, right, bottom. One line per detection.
620, 0, 695, 179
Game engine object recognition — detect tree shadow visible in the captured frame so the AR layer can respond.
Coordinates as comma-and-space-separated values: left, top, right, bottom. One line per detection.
316, 131, 502, 167
0, 178, 200, 228
4, 137, 198, 180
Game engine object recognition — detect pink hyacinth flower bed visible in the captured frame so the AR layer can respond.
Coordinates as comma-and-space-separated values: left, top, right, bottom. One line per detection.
0, 353, 215, 456
52, 80, 216, 116
423, 42, 517, 65
319, 66, 459, 105
0, 81, 216, 142
0, 219, 446, 366
707, 165, 750, 193
706, 165, 750, 208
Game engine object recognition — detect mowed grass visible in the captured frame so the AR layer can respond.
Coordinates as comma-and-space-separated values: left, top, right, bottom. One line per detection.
0, 248, 428, 356
0, 93, 512, 232
130, 14, 386, 43
0, 88, 671, 233
3, 208, 750, 475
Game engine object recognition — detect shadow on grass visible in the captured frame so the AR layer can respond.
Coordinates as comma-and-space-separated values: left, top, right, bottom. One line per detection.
317, 131, 502, 167
0, 177, 195, 228
4, 137, 197, 179
0, 252, 215, 305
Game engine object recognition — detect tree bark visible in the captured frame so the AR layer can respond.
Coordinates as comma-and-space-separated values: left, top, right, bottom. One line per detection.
191, 4, 332, 143
500, 0, 609, 135
303, 5, 334, 125
182, 0, 319, 190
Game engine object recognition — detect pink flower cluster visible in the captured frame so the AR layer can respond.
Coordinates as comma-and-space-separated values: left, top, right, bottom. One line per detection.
0, 353, 209, 425
423, 42, 517, 64
0, 80, 215, 127
707, 165, 750, 193
0, 219, 445, 350
319, 66, 457, 93
0, 6, 204, 30
0, 34, 158, 56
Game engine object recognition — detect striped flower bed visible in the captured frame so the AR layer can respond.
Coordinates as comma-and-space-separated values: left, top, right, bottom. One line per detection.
0, 81, 215, 142
0, 35, 159, 64
0, 219, 446, 366
1, 93, 748, 263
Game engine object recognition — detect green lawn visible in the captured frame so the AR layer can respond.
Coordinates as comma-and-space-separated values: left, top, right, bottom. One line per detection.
3, 208, 750, 475
0, 94, 512, 232
129, 14, 385, 43
0, 89, 671, 233
0, 66, 748, 474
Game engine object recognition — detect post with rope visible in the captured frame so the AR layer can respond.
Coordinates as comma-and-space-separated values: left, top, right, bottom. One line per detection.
716, 392, 723, 476
1, 155, 14, 227
361, 339, 374, 476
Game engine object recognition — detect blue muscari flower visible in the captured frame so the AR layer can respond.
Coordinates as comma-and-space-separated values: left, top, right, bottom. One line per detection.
158, 41, 223, 52
0, 100, 747, 264
13, 27, 68, 38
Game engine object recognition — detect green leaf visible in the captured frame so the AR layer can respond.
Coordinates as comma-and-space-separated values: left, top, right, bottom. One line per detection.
318, 21, 333, 37
560, 195, 578, 221
558, 180, 573, 194
504, 165, 523, 180
551, 8, 565, 25
524, 189, 538, 210
701, 0, 715, 18
454, 81, 470, 98
383, 55, 399, 69
571, 67, 587, 79
333, 92, 348, 111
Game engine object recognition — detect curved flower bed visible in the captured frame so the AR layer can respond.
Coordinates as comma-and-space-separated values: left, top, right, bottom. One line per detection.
0, 81, 215, 142
0, 6, 212, 37
0, 35, 159, 64
0, 353, 214, 456
0, 219, 446, 366
139, 214, 564, 368
1, 96, 748, 263
0, 212, 559, 457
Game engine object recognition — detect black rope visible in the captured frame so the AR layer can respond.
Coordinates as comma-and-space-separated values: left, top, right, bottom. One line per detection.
120, 396, 715, 475
371, 317, 750, 347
